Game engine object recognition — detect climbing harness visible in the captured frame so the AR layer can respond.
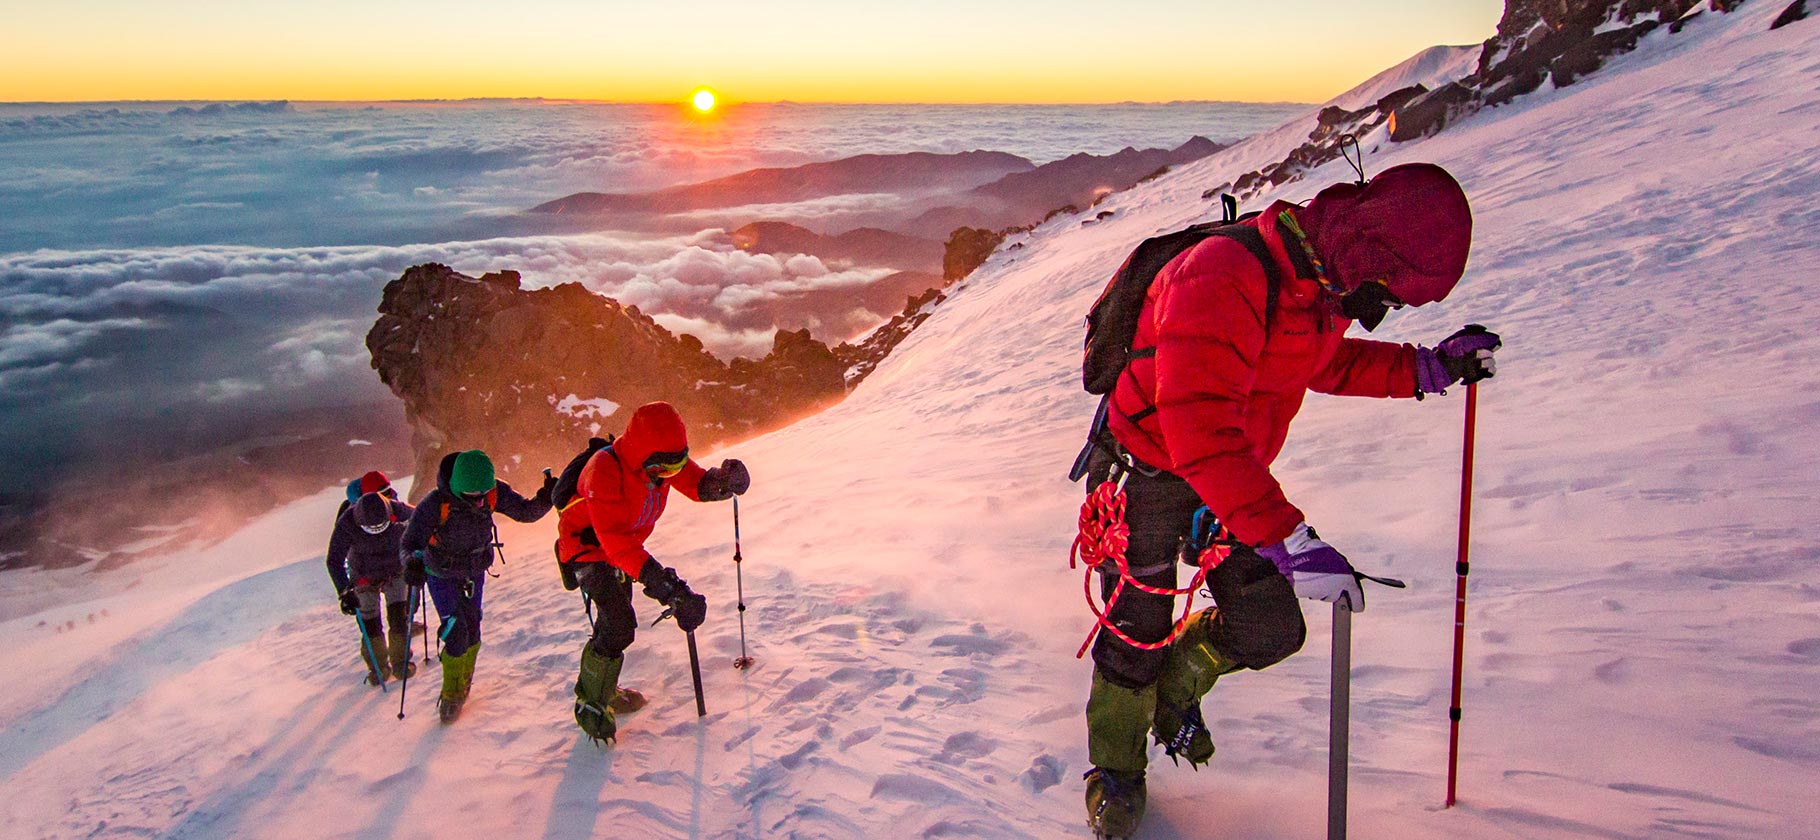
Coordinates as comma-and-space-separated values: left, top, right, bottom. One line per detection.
1069, 459, 1237, 658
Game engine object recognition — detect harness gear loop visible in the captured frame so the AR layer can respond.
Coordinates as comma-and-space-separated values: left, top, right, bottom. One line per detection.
1070, 467, 1235, 659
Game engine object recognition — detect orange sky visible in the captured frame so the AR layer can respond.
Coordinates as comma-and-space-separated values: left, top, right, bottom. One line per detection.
4, 1, 1504, 104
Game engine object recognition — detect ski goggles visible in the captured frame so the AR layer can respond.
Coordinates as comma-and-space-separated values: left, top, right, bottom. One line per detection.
459, 490, 492, 509
643, 449, 689, 479
359, 520, 390, 535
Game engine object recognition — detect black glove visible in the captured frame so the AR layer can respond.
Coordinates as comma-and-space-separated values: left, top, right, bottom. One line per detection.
672, 591, 707, 632
697, 458, 751, 501
637, 557, 685, 603
405, 553, 427, 587
720, 459, 750, 496
338, 589, 359, 616
534, 469, 558, 506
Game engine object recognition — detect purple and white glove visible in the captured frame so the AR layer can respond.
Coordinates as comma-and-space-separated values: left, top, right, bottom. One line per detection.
1416, 324, 1502, 395
1256, 523, 1366, 612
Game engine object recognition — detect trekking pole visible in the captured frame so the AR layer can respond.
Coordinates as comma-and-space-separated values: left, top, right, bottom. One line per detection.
1328, 599, 1352, 840
420, 585, 432, 665
398, 588, 416, 720
732, 497, 753, 670
355, 614, 388, 694
1446, 382, 1480, 808
687, 630, 708, 717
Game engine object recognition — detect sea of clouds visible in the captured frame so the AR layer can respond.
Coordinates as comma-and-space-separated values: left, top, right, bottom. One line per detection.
0, 99, 1307, 486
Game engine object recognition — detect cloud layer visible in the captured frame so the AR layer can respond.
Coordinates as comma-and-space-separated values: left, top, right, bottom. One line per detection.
0, 99, 1309, 487
0, 100, 1306, 253
0, 230, 920, 484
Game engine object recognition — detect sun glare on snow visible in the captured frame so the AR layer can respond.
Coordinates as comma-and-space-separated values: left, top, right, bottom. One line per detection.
692, 89, 716, 112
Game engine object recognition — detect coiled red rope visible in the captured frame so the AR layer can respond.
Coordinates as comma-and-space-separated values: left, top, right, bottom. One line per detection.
1070, 472, 1230, 658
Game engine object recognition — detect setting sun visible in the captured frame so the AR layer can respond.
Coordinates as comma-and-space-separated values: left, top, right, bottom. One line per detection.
692, 88, 716, 112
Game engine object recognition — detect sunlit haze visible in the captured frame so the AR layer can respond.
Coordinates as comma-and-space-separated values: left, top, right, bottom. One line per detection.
7, 0, 1504, 103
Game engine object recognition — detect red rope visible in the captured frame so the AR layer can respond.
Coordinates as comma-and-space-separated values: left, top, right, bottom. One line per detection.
1070, 476, 1230, 658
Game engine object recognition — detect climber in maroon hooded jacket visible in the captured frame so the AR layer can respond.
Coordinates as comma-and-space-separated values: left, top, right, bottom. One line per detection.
1080, 163, 1503, 837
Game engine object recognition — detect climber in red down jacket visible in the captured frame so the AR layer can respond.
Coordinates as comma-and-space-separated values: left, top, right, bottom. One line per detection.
549, 401, 749, 742
1079, 162, 1503, 836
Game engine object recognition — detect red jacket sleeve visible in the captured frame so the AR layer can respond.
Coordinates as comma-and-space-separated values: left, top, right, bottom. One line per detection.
1151, 241, 1305, 546
669, 461, 708, 502
1309, 338, 1420, 398
583, 478, 654, 577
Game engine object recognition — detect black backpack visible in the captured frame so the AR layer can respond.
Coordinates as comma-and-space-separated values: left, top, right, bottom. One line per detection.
1070, 195, 1282, 481
551, 434, 614, 511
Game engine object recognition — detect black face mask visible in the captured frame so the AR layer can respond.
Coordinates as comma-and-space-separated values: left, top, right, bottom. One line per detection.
1339, 282, 1401, 332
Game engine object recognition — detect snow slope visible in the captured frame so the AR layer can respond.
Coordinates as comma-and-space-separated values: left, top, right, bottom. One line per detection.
5, 5, 1820, 838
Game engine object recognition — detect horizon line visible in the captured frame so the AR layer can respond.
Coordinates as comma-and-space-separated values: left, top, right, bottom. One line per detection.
0, 96, 1317, 108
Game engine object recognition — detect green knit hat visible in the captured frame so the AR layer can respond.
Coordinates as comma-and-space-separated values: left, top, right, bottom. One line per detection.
449, 450, 496, 496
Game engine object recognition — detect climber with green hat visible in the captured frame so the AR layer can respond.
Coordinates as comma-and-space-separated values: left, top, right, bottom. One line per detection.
401, 448, 556, 724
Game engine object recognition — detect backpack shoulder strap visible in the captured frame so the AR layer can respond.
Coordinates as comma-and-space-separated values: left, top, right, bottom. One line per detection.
1208, 225, 1282, 331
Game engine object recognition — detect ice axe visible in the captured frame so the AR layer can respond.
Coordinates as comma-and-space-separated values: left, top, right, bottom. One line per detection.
653, 604, 708, 718
1329, 573, 1404, 840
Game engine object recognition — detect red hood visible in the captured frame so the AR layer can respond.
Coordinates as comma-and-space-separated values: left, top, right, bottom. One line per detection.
1294, 162, 1473, 306
617, 401, 690, 467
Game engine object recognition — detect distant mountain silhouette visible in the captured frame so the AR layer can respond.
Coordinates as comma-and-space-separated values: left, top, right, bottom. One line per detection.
533, 150, 1034, 215
730, 222, 944, 273
902, 136, 1225, 237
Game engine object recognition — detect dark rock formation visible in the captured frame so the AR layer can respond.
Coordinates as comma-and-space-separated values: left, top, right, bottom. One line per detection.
1206, 0, 1724, 206
367, 264, 940, 498
832, 289, 947, 385
1772, 0, 1809, 28
1391, 0, 1713, 140
943, 227, 1008, 283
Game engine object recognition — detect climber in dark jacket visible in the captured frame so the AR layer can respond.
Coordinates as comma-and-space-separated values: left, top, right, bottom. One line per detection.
326, 490, 416, 685
400, 449, 554, 723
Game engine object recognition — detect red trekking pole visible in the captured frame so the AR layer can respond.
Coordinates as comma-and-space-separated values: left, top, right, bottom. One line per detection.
1445, 383, 1479, 808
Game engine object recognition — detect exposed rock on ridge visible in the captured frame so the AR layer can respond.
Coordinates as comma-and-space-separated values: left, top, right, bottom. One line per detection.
366, 264, 937, 498
1205, 1, 1735, 204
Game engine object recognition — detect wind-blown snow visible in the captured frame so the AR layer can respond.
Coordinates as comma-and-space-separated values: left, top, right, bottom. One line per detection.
4, 5, 1819, 838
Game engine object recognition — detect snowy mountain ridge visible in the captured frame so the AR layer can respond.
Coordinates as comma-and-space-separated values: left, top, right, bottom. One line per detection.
4, 3, 1820, 838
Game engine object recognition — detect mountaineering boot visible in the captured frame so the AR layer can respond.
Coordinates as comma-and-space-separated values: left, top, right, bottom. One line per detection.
1085, 668, 1155, 837
574, 645, 624, 743
385, 601, 415, 680
359, 616, 391, 686
1153, 606, 1242, 767
1084, 767, 1147, 839
438, 644, 479, 724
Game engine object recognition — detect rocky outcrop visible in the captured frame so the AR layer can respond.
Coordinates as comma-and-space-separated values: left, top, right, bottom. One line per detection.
1212, 84, 1432, 200
1391, 0, 1722, 140
1772, 0, 1809, 28
942, 227, 1008, 283
832, 289, 947, 385
366, 264, 936, 498
1201, 0, 1729, 205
